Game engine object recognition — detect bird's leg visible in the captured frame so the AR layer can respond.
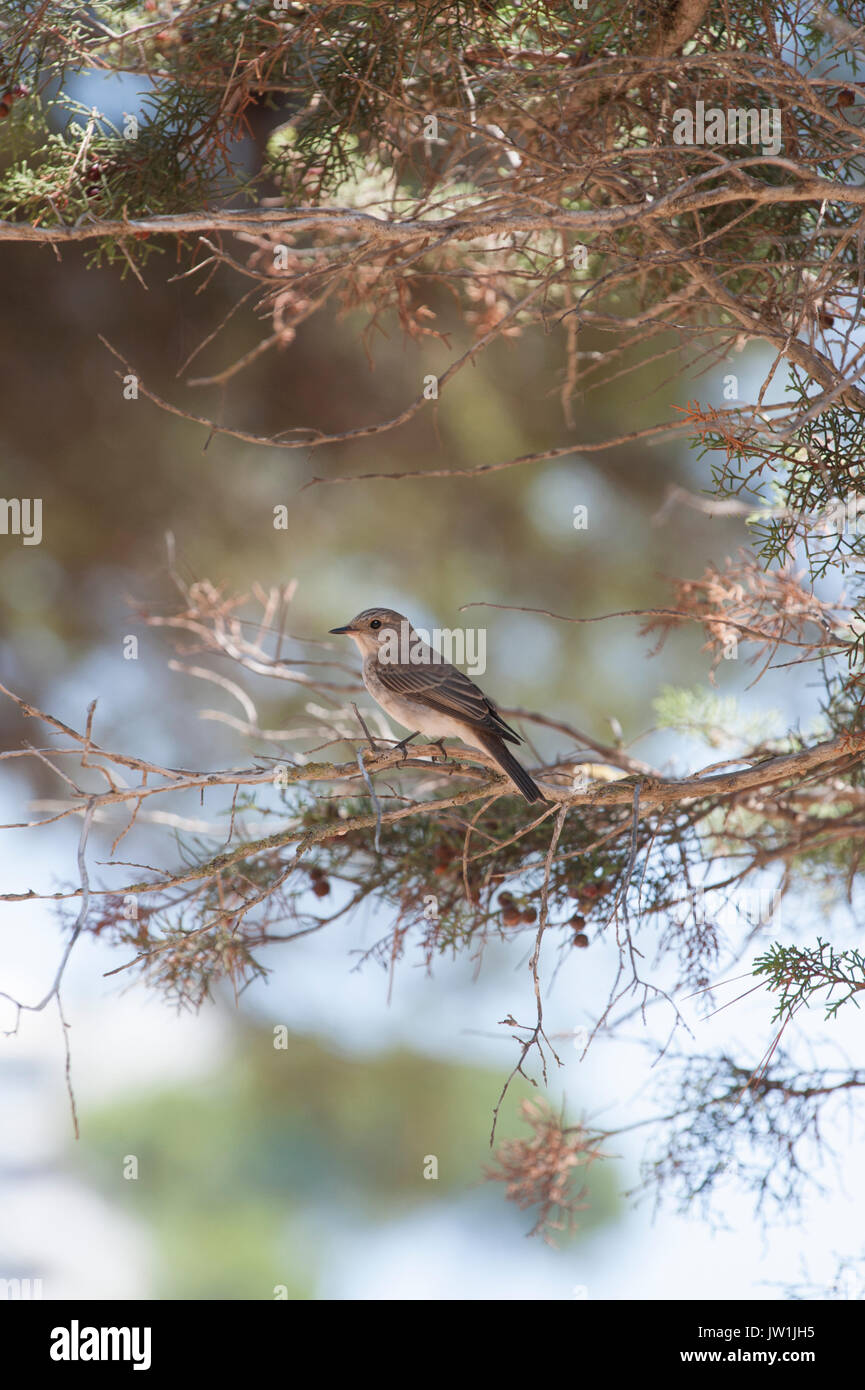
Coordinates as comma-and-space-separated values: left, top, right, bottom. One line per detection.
393, 731, 420, 760
430, 739, 449, 761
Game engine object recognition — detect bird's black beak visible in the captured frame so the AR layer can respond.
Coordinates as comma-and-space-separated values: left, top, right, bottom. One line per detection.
329, 624, 353, 635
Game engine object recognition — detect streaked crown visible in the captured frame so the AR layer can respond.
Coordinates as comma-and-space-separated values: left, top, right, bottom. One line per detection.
329, 606, 411, 643
338, 607, 407, 630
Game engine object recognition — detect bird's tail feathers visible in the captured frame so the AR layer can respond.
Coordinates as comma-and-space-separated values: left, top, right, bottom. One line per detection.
476, 732, 547, 804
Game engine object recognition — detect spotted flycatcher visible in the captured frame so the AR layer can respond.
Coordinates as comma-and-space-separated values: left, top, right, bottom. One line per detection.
329, 607, 546, 803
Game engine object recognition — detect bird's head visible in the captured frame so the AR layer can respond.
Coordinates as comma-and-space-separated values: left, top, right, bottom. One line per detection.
329, 606, 410, 657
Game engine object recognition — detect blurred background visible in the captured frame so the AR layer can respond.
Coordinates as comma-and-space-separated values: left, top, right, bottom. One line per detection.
0, 230, 861, 1301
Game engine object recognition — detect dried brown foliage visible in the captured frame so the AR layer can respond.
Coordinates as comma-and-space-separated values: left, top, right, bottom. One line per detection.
641, 550, 844, 677
484, 1100, 606, 1243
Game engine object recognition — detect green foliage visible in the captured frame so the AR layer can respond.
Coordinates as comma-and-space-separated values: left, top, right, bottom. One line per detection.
753, 938, 865, 1022
700, 367, 865, 596
652, 684, 782, 748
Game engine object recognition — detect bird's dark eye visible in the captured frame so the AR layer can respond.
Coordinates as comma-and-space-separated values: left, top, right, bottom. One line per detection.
370, 619, 381, 630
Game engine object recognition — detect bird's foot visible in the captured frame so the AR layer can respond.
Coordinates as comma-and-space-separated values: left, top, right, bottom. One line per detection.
393, 731, 420, 761
430, 739, 449, 762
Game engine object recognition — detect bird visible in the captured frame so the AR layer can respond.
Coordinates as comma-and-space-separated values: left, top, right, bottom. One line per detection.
329, 606, 547, 803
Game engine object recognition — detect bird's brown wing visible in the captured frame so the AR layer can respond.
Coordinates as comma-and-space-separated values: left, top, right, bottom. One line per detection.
374, 659, 522, 744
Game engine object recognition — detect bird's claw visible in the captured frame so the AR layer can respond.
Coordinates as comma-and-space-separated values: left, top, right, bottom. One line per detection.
393, 733, 418, 761
392, 734, 447, 762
